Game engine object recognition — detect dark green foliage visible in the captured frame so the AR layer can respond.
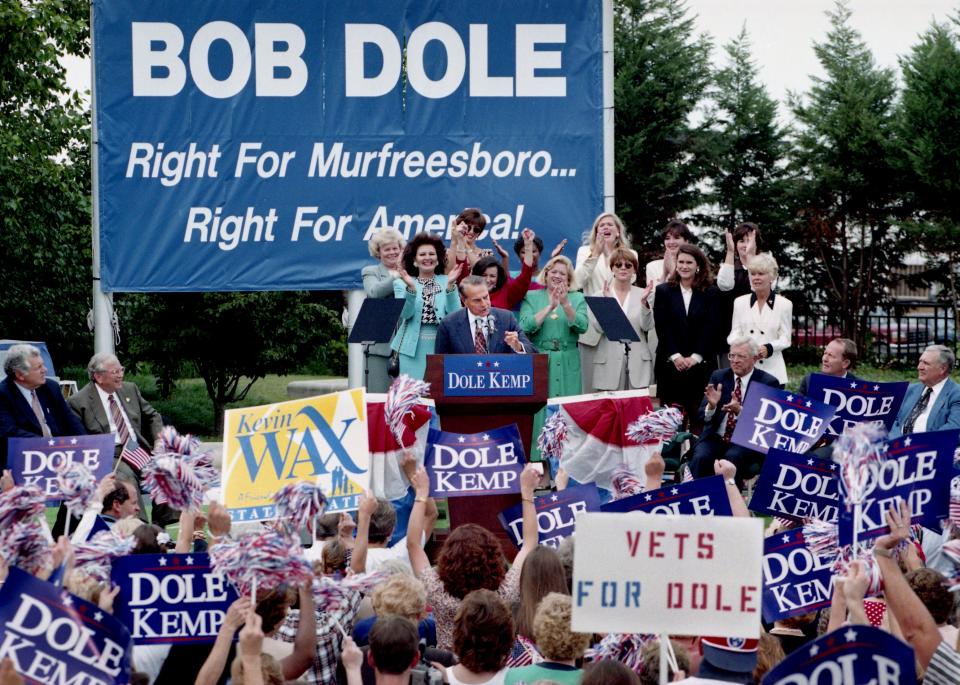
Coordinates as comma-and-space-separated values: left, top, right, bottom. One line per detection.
0, 0, 92, 365
613, 0, 713, 260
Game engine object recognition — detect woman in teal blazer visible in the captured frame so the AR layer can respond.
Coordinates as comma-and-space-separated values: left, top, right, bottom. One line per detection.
392, 232, 463, 379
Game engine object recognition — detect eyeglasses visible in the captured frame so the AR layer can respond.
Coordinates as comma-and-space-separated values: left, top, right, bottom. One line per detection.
468, 225, 483, 235
99, 366, 124, 375
727, 353, 751, 361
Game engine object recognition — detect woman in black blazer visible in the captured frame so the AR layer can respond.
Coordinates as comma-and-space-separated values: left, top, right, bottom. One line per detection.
653, 244, 720, 430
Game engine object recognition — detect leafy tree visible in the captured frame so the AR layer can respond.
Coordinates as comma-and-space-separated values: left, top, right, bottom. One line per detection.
897, 21, 960, 332
121, 291, 345, 433
614, 0, 713, 259
788, 1, 901, 351
698, 28, 795, 271
0, 0, 92, 365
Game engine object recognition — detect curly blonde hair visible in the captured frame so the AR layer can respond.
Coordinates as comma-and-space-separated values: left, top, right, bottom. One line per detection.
533, 593, 591, 661
372, 573, 427, 622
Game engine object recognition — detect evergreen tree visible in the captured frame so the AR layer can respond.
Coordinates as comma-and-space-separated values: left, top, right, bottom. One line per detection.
699, 28, 795, 272
613, 0, 712, 260
897, 21, 960, 330
789, 1, 900, 351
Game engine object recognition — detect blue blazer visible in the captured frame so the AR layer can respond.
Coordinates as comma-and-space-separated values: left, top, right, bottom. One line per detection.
0, 377, 87, 469
435, 308, 537, 355
890, 378, 960, 438
391, 276, 461, 357
698, 367, 781, 439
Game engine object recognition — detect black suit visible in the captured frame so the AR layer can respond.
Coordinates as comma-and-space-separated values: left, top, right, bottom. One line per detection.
689, 366, 780, 482
653, 284, 720, 427
435, 308, 536, 355
0, 377, 86, 470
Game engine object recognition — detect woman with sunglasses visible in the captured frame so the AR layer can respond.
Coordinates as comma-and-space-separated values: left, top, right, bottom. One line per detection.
446, 207, 495, 273
592, 249, 655, 391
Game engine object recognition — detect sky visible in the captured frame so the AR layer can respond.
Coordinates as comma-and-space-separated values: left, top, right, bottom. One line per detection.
686, 0, 957, 117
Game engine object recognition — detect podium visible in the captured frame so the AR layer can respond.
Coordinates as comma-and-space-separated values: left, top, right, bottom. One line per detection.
425, 353, 548, 555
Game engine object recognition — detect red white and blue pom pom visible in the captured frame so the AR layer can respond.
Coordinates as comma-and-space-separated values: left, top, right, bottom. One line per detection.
142, 456, 205, 511
160, 425, 201, 455
56, 462, 97, 516
611, 463, 644, 500
832, 423, 887, 508
0, 518, 52, 575
626, 407, 684, 445
941, 539, 960, 591
385, 375, 430, 446
802, 518, 839, 559
273, 481, 327, 532
73, 530, 136, 582
312, 569, 390, 612
584, 632, 652, 673
211, 530, 313, 596
0, 484, 45, 528
537, 412, 568, 459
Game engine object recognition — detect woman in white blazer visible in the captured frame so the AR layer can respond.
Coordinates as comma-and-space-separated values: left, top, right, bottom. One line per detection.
727, 253, 792, 385
574, 212, 638, 392
592, 249, 655, 390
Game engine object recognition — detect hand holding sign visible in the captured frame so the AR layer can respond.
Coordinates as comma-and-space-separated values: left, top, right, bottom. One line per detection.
873, 500, 912, 557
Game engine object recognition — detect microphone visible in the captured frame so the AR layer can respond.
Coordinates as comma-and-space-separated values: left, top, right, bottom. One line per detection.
485, 314, 496, 335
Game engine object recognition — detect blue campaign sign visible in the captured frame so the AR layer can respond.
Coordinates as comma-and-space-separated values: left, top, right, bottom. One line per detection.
762, 530, 834, 623
750, 449, 841, 523
600, 475, 733, 517
498, 483, 600, 548
111, 553, 240, 644
0, 566, 133, 685
731, 385, 836, 455
806, 374, 908, 438
444, 354, 534, 397
838, 429, 958, 546
425, 424, 525, 498
8, 434, 116, 505
92, 0, 603, 292
762, 625, 913, 685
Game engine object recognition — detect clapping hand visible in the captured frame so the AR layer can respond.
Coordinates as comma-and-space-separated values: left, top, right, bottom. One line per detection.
703, 382, 722, 408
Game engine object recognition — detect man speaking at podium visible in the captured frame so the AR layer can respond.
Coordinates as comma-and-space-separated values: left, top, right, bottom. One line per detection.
436, 276, 536, 355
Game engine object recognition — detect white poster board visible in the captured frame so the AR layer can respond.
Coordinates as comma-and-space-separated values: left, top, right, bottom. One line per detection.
572, 512, 763, 638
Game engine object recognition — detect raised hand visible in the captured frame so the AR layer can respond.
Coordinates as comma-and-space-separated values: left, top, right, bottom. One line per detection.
703, 382, 722, 408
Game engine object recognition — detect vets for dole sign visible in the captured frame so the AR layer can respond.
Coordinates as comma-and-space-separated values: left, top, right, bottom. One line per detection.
222, 388, 369, 522
805, 375, 908, 437
8, 434, 115, 505
762, 625, 913, 685
749, 449, 841, 523
0, 566, 133, 685
731, 384, 836, 455
112, 553, 240, 644
424, 424, 525, 498
572, 513, 763, 638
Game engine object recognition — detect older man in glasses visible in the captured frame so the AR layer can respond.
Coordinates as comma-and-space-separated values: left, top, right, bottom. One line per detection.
687, 336, 780, 484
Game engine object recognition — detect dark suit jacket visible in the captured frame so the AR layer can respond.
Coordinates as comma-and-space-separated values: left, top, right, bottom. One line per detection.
67, 380, 163, 452
0, 377, 87, 470
797, 371, 860, 398
698, 367, 781, 439
435, 308, 537, 355
653, 283, 720, 364
890, 378, 960, 439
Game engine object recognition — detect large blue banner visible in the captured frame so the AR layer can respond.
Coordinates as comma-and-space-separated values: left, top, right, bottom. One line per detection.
731, 385, 836, 455
111, 553, 240, 644
424, 424, 525, 498
805, 374, 908, 438
92, 0, 603, 292
0, 567, 133, 685
8, 435, 115, 505
838, 429, 958, 545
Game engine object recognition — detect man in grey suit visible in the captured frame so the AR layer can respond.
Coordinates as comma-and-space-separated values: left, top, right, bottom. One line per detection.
435, 277, 536, 355
890, 344, 960, 439
67, 353, 175, 527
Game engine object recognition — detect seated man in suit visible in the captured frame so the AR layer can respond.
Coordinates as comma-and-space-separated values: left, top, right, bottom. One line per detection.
435, 276, 536, 354
0, 343, 86, 471
797, 338, 859, 396
890, 345, 960, 438
67, 353, 173, 528
689, 336, 780, 483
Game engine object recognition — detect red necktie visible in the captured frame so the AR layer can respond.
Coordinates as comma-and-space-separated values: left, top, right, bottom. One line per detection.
109, 395, 131, 444
722, 377, 743, 442
474, 319, 487, 354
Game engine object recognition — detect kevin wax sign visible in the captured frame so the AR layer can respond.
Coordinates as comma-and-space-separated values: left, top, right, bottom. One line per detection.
221, 388, 369, 521
112, 553, 240, 644
805, 375, 908, 437
572, 513, 763, 638
8, 435, 115, 504
443, 355, 534, 396
424, 424, 525, 498
0, 567, 132, 685
731, 385, 836, 455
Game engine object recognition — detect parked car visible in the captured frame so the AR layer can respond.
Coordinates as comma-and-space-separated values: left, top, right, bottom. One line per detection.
868, 314, 932, 362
